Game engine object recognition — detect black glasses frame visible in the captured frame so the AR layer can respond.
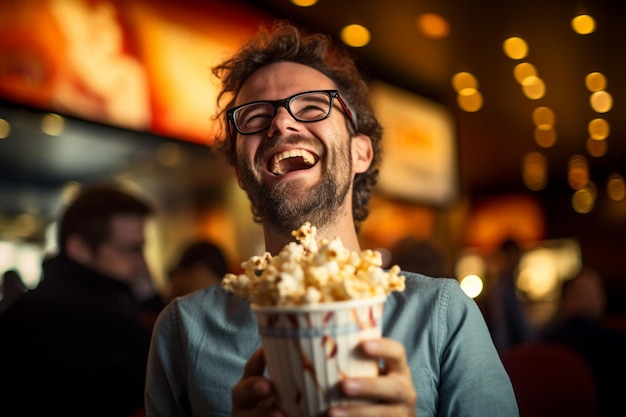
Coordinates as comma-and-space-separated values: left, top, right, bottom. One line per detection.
226, 89, 358, 136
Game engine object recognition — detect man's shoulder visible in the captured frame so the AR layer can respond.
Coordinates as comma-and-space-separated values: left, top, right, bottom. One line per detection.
400, 270, 459, 291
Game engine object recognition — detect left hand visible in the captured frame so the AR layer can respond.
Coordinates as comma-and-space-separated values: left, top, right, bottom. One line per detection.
327, 338, 417, 417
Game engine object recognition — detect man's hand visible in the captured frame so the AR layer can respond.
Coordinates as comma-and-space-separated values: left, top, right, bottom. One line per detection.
328, 338, 417, 417
231, 349, 284, 417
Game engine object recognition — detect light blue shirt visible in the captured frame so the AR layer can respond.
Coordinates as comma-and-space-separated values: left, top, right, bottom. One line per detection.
145, 272, 519, 416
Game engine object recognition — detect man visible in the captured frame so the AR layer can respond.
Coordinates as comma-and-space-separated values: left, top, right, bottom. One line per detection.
0, 181, 157, 417
145, 22, 519, 416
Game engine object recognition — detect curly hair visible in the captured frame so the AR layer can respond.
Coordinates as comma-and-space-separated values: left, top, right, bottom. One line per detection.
211, 21, 383, 227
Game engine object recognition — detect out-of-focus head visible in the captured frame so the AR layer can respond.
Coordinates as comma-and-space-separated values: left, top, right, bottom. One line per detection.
58, 181, 154, 285
167, 240, 228, 299
560, 265, 606, 319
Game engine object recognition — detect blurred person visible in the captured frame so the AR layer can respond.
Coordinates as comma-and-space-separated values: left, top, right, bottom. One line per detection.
145, 21, 518, 417
483, 237, 535, 352
0, 181, 156, 417
539, 265, 626, 417
0, 269, 28, 314
165, 239, 228, 301
389, 236, 447, 278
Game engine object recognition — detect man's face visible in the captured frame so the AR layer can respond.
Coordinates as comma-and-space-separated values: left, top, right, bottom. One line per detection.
232, 62, 361, 235
92, 214, 150, 286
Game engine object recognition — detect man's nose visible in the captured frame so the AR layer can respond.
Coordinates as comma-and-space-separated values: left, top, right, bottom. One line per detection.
267, 106, 301, 137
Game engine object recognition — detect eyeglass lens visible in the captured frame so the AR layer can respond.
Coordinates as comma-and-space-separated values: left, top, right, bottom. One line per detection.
234, 91, 333, 134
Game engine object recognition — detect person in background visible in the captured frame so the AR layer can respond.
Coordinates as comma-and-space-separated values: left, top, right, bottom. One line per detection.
389, 236, 447, 278
165, 239, 228, 301
539, 265, 626, 417
483, 237, 535, 352
145, 21, 518, 417
0, 181, 156, 417
0, 269, 28, 314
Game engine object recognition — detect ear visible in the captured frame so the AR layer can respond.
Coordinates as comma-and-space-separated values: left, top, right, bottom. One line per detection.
65, 233, 95, 264
351, 133, 374, 174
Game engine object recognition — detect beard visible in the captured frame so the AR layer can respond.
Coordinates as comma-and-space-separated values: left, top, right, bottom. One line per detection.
237, 135, 353, 236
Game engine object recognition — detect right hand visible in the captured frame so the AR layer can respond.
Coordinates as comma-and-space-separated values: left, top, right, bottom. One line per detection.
231, 348, 285, 417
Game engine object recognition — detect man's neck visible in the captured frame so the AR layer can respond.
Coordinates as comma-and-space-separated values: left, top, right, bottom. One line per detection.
263, 220, 361, 255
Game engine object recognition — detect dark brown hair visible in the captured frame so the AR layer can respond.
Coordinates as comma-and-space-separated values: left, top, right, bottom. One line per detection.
58, 182, 153, 254
211, 21, 383, 226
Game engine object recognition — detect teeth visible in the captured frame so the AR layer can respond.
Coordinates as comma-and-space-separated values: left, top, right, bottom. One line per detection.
271, 149, 316, 175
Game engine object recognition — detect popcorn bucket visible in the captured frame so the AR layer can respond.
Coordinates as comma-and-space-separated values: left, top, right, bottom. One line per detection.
251, 295, 386, 417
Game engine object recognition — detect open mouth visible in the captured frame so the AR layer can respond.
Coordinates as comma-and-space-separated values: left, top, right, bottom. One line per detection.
269, 149, 319, 176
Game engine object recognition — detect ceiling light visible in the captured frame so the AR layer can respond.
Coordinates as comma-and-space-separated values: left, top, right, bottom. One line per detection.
532, 106, 555, 126
416, 13, 450, 39
451, 72, 478, 92
585, 72, 606, 92
503, 37, 528, 60
340, 24, 370, 47
522, 151, 547, 191
0, 118, 10, 139
41, 113, 65, 136
457, 88, 483, 112
290, 0, 318, 6
521, 76, 545, 99
607, 173, 625, 201
513, 62, 537, 84
572, 14, 595, 35
590, 91, 612, 113
586, 137, 607, 157
588, 118, 609, 140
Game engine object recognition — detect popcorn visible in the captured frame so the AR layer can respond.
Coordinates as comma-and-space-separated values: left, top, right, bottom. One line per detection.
222, 222, 406, 306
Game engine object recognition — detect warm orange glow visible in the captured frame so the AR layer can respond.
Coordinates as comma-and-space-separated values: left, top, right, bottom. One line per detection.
465, 193, 545, 249
360, 196, 435, 249
291, 0, 318, 6
523, 151, 548, 191
0, 118, 10, 139
534, 125, 557, 148
522, 76, 546, 99
41, 113, 65, 136
514, 62, 537, 83
585, 72, 607, 92
568, 155, 589, 190
503, 37, 528, 59
416, 13, 450, 39
572, 184, 596, 214
340, 24, 371, 47
457, 88, 483, 112
572, 14, 595, 35
532, 106, 555, 126
452, 72, 478, 92
590, 91, 613, 113
588, 118, 610, 140
586, 137, 607, 157
607, 173, 626, 201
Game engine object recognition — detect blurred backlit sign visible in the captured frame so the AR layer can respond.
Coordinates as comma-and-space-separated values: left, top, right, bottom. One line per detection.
0, 0, 269, 145
371, 81, 458, 206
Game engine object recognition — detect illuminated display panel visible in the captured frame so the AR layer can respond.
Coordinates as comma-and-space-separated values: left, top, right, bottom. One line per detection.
0, 0, 270, 144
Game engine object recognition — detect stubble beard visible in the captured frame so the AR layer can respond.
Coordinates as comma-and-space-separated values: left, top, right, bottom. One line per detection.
238, 137, 353, 236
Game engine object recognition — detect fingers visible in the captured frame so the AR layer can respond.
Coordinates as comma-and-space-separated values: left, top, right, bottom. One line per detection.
231, 349, 284, 416
361, 339, 411, 377
243, 348, 266, 379
334, 338, 417, 413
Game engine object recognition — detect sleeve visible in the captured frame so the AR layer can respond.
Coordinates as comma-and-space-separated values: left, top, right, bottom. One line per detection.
144, 302, 190, 417
437, 281, 519, 417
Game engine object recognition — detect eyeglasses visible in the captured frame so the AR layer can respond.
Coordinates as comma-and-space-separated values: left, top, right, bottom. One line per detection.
227, 89, 358, 135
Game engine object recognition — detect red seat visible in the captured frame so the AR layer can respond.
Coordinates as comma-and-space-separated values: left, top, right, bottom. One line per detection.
500, 342, 598, 417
